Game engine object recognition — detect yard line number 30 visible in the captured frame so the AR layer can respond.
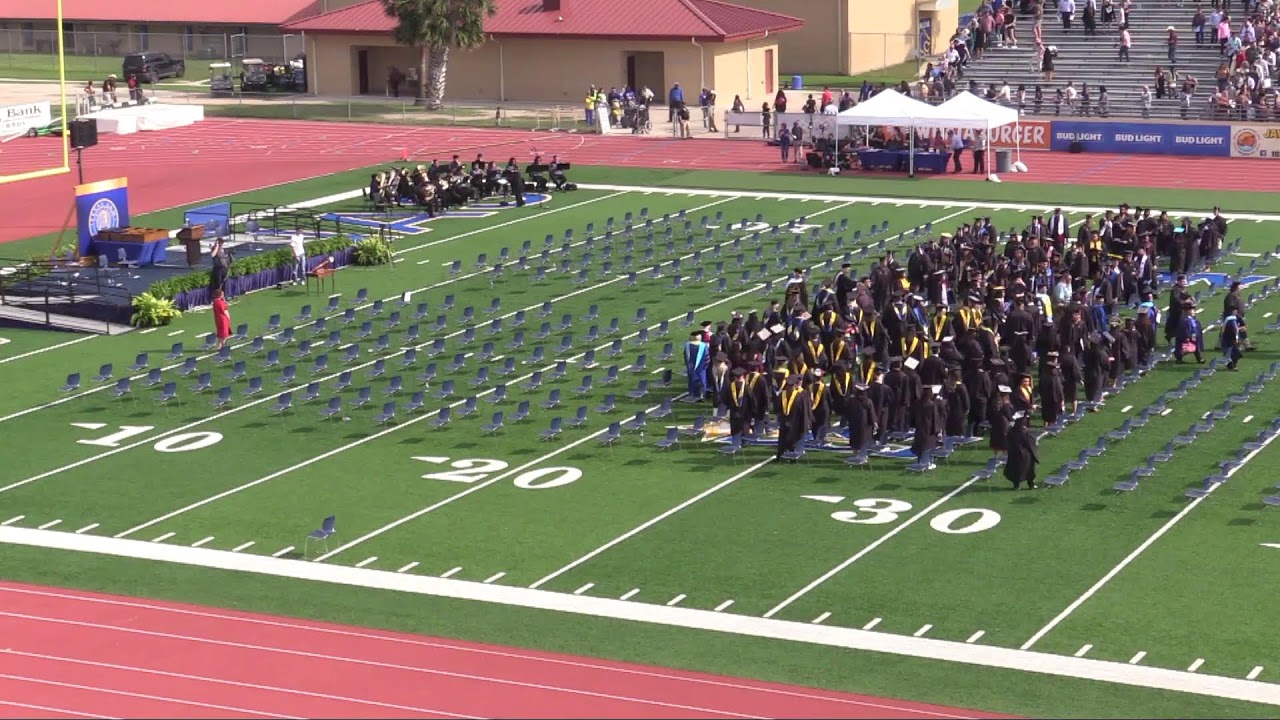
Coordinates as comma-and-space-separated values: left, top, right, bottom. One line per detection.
830, 498, 1001, 535
413, 456, 582, 489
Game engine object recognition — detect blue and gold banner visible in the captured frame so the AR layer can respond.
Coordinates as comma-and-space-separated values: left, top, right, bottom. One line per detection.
75, 177, 130, 256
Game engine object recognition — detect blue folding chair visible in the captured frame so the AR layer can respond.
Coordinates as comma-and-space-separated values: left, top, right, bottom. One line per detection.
304, 515, 338, 558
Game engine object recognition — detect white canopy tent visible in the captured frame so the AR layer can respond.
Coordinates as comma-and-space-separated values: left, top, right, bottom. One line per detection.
934, 91, 1025, 173
835, 91, 949, 175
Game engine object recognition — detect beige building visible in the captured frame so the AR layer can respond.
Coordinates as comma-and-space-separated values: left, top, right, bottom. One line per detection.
284, 0, 803, 106
729, 0, 959, 76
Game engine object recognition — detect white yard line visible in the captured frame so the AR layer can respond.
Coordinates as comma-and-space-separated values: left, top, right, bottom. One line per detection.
811, 612, 831, 625
1129, 651, 1147, 665
1188, 658, 1205, 672
1074, 644, 1093, 657
74, 523, 98, 534
620, 589, 640, 600
577, 183, 1280, 223
271, 546, 294, 558
529, 458, 774, 589
573, 583, 594, 595
191, 536, 215, 548
666, 594, 687, 607
862, 618, 882, 630
1249, 666, 1265, 680
150, 532, 175, 543
397, 562, 419, 573
36, 520, 60, 530
483, 572, 506, 584
231, 541, 255, 552
0, 335, 96, 365
440, 567, 462, 578
714, 600, 734, 612
355, 556, 378, 568
966, 631, 985, 644
763, 474, 983, 619
1021, 428, 1280, 651
1, 516, 23, 526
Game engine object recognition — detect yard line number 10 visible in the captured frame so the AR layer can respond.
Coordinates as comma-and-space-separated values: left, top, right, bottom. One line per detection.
413, 456, 582, 490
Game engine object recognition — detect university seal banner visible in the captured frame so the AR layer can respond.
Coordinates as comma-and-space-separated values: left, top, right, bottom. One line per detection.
76, 177, 130, 256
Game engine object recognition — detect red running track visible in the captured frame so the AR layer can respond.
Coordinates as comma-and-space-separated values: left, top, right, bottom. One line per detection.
4, 117, 1275, 245
0, 582, 1011, 719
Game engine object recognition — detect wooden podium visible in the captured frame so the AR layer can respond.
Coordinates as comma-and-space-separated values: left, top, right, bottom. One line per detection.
306, 259, 335, 295
177, 226, 206, 268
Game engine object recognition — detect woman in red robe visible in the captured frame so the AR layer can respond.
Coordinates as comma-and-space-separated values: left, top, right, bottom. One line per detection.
213, 289, 231, 350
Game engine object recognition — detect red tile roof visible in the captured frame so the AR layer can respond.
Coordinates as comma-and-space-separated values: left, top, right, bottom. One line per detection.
3, 0, 320, 25
283, 0, 803, 41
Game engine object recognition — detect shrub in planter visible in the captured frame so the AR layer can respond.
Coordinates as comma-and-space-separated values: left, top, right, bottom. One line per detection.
130, 292, 183, 327
352, 237, 393, 266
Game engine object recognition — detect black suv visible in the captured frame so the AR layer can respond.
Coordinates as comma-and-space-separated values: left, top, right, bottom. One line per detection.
122, 52, 185, 83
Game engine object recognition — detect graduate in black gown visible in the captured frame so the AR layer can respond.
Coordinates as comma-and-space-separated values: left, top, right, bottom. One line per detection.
988, 385, 1014, 456
1003, 412, 1040, 489
865, 366, 893, 443
720, 367, 752, 438
943, 369, 970, 437
775, 374, 812, 459
911, 385, 944, 464
963, 357, 992, 436
806, 371, 831, 444
846, 382, 876, 452
1038, 352, 1065, 425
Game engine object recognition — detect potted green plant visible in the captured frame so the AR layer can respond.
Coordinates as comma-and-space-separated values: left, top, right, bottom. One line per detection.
130, 292, 183, 327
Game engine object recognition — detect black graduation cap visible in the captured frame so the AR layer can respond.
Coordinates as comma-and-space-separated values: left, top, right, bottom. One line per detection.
785, 374, 803, 385
1017, 372, 1032, 381
715, 352, 729, 362
701, 320, 713, 328
732, 367, 747, 377
989, 357, 1006, 366
689, 331, 702, 339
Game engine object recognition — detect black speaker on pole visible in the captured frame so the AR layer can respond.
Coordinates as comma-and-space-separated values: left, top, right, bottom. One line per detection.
69, 118, 98, 149
1068, 140, 1084, 154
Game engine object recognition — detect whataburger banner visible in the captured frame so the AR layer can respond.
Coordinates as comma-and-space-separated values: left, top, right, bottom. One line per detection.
1230, 125, 1280, 159
0, 101, 51, 136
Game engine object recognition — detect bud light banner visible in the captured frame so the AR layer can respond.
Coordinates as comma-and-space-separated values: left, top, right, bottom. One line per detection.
1049, 121, 1231, 157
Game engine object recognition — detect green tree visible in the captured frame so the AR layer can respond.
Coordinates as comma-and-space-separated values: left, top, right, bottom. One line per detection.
380, 0, 497, 109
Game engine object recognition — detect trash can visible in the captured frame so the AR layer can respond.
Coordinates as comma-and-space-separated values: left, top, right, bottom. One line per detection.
791, 75, 803, 90
995, 148, 1013, 174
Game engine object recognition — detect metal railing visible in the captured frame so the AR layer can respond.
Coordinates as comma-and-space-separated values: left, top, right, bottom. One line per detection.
0, 29, 295, 77
0, 257, 136, 327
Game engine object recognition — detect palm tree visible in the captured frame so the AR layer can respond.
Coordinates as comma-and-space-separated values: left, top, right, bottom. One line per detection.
380, 0, 497, 109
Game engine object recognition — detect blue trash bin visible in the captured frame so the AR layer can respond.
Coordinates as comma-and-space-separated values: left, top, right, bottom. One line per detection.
791, 75, 803, 90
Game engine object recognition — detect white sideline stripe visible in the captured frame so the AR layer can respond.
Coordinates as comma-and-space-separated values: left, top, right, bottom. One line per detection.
8, 528, 1276, 708
110, 199, 792, 541
440, 567, 462, 578
573, 583, 594, 595
484, 572, 506, 584
620, 588, 640, 600
271, 546, 294, 557
764, 473, 983, 618
356, 556, 378, 568
139, 329, 156, 335
529, 458, 774, 589
1189, 658, 1205, 672
914, 624, 933, 638
151, 532, 175, 543
862, 618, 882, 630
577, 183, 1280, 223
231, 541, 255, 552
1160, 407, 1173, 416
1121, 405, 1132, 413
1249, 666, 1265, 680
714, 600, 734, 612
966, 631, 985, 644
1021, 426, 1280, 651
666, 594, 687, 607
0, 673, 295, 719
1, 516, 24, 526
1075, 644, 1093, 657
36, 520, 60, 530
392, 192, 631, 255
0, 335, 95, 365
1244, 415, 1254, 423
397, 562, 419, 573
191, 536, 215, 548
0, 700, 114, 719
1130, 651, 1147, 665
811, 612, 831, 625
74, 523, 98, 534
167, 330, 184, 337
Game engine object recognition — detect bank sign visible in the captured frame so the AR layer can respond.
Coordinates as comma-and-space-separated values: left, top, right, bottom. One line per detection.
0, 101, 51, 136
1049, 121, 1231, 156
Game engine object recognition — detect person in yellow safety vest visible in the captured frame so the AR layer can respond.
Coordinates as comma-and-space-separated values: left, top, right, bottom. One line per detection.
584, 88, 597, 126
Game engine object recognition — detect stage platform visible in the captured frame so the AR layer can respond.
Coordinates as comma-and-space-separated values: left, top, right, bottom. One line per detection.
0, 235, 298, 332
85, 103, 204, 135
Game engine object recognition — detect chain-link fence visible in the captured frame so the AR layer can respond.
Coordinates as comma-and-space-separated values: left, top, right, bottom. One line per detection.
0, 29, 292, 78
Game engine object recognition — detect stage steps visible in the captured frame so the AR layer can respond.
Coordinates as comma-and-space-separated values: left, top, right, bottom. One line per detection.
0, 301, 132, 335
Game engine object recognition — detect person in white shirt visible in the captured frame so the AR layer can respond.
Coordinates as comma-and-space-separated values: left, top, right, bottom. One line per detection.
289, 233, 307, 285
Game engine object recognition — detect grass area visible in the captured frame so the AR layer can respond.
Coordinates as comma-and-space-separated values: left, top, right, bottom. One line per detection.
2, 164, 1280, 715
197, 98, 573, 131
0, 51, 225, 82
781, 61, 923, 91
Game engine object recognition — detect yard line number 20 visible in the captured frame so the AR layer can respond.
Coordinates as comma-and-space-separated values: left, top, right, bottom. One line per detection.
413, 456, 582, 489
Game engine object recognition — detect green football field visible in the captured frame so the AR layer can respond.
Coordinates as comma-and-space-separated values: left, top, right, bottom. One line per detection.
3, 167, 1280, 717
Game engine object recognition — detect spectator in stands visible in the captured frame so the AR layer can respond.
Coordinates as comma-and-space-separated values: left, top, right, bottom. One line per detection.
1167, 25, 1179, 65
1140, 85, 1152, 117
1083, 0, 1097, 36
1033, 84, 1044, 113
1193, 6, 1207, 44
778, 123, 792, 163
1218, 13, 1232, 55
1118, 25, 1132, 62
731, 95, 745, 133
1041, 43, 1056, 82
1060, 0, 1076, 32
790, 121, 805, 162
761, 102, 772, 139
1097, 86, 1111, 116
